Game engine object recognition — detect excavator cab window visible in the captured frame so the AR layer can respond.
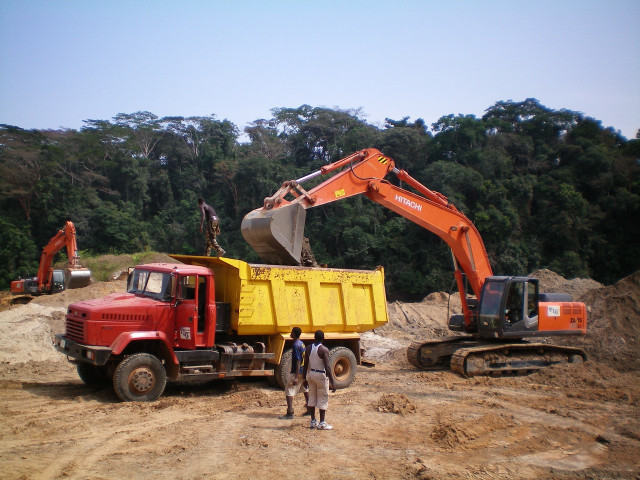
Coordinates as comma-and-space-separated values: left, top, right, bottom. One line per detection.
51, 270, 65, 293
505, 282, 524, 326
503, 279, 539, 332
478, 279, 507, 330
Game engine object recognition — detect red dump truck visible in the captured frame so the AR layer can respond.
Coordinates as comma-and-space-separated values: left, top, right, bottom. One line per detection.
54, 255, 388, 401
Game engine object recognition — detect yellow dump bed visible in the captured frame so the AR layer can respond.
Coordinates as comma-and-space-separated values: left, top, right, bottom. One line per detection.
170, 255, 388, 336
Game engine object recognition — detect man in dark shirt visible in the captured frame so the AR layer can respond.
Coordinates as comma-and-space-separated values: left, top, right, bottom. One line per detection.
279, 327, 310, 419
198, 198, 225, 257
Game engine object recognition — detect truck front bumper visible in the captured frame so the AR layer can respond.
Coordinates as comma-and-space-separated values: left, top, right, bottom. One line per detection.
53, 334, 112, 366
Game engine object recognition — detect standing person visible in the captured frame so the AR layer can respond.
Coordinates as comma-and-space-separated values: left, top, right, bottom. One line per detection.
302, 330, 336, 430
198, 197, 225, 257
279, 327, 310, 419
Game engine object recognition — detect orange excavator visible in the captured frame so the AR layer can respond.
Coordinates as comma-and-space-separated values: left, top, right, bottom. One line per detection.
241, 148, 587, 376
10, 221, 91, 296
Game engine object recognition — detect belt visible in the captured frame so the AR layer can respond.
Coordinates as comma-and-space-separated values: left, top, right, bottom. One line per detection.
311, 368, 325, 373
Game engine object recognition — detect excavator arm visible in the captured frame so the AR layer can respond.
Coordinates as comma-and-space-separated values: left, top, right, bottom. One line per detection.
241, 149, 493, 330
36, 221, 90, 293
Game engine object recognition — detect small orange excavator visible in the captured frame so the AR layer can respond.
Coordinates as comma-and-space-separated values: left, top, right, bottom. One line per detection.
241, 148, 587, 376
10, 221, 91, 296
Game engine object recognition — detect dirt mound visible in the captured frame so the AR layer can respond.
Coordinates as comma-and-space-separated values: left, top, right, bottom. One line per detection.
0, 280, 127, 365
361, 291, 463, 365
431, 413, 515, 449
529, 268, 603, 300
374, 393, 417, 415
0, 303, 67, 364
29, 280, 127, 309
569, 271, 640, 370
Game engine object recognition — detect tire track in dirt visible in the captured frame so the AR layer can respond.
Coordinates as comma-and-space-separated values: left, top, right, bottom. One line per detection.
32, 407, 206, 480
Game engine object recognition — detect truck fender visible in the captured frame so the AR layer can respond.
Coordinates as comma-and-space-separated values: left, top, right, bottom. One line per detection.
110, 331, 179, 366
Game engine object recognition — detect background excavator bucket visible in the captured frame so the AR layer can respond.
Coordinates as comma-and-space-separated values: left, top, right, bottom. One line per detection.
65, 268, 92, 289
241, 203, 307, 265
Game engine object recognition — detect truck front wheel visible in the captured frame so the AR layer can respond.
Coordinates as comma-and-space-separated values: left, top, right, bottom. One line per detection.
113, 353, 167, 402
329, 346, 357, 389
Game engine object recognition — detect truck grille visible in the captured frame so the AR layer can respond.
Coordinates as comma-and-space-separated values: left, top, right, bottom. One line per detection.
65, 318, 84, 343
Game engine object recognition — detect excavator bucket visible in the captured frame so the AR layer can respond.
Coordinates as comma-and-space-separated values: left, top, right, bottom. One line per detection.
65, 268, 92, 289
241, 203, 307, 265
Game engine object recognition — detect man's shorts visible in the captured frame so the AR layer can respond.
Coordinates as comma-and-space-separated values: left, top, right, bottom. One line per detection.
285, 371, 309, 397
307, 370, 329, 411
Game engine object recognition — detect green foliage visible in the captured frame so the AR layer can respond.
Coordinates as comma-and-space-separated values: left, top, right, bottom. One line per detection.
0, 217, 39, 287
0, 100, 638, 298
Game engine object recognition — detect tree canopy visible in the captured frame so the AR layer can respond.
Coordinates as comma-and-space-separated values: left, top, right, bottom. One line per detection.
1, 100, 638, 299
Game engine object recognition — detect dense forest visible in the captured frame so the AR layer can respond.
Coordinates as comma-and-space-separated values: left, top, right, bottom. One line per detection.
1, 99, 639, 299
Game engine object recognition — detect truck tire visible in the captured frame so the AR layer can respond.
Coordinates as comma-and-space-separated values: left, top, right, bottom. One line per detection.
329, 346, 357, 389
113, 353, 167, 402
273, 348, 292, 389
76, 362, 110, 386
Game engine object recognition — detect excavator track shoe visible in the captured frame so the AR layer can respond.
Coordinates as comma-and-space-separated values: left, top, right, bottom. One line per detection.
407, 336, 477, 370
450, 343, 587, 377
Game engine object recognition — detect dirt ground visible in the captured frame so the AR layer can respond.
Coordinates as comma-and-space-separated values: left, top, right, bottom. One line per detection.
0, 270, 639, 480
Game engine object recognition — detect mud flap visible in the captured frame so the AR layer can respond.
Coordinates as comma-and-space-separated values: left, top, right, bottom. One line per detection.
241, 204, 307, 265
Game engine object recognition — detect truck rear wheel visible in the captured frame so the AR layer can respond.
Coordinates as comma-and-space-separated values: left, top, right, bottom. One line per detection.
273, 348, 292, 389
113, 353, 167, 402
329, 346, 357, 389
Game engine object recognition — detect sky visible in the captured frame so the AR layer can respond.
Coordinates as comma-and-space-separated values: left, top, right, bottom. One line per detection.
1, 0, 639, 140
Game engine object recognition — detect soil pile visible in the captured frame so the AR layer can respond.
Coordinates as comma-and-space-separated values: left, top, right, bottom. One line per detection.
574, 271, 640, 370
0, 280, 126, 365
529, 268, 603, 300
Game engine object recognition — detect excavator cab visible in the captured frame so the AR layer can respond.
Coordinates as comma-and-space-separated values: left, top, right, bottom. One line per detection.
477, 277, 540, 338
241, 203, 307, 265
51, 269, 65, 293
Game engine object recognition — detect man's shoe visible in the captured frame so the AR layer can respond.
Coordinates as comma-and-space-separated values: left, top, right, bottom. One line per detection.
302, 409, 312, 416
278, 412, 294, 420
310, 419, 317, 429
317, 422, 333, 430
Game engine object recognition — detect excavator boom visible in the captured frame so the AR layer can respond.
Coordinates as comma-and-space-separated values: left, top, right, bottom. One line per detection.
241, 148, 492, 299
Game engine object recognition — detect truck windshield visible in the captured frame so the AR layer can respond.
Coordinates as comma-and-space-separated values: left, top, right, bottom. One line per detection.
478, 280, 506, 324
127, 270, 173, 301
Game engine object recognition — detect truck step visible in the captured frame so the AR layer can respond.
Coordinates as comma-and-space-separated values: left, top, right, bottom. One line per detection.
180, 365, 215, 374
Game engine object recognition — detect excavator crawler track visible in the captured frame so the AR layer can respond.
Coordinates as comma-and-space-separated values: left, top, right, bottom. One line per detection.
450, 343, 586, 377
407, 336, 477, 370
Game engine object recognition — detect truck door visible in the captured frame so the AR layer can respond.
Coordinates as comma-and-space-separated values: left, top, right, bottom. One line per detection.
175, 275, 201, 349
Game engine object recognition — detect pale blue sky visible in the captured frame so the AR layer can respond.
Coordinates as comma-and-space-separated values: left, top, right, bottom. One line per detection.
1, 0, 639, 139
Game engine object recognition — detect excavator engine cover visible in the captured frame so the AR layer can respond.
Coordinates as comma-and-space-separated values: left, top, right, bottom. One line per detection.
65, 268, 92, 289
241, 204, 307, 265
